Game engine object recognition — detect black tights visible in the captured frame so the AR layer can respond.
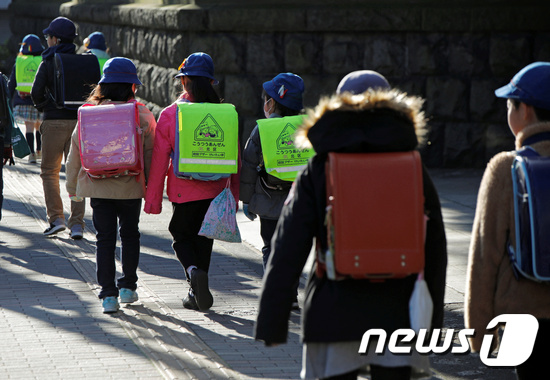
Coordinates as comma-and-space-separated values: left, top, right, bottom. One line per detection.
321, 365, 411, 380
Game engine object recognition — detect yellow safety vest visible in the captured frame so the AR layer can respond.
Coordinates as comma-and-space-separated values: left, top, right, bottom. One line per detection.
257, 115, 315, 182
175, 102, 238, 179
15, 55, 42, 93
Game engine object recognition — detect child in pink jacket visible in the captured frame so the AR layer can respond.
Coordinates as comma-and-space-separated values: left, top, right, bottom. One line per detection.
144, 52, 239, 311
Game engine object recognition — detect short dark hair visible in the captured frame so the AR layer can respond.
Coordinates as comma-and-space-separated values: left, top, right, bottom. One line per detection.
510, 99, 550, 122
86, 82, 134, 104
262, 89, 300, 117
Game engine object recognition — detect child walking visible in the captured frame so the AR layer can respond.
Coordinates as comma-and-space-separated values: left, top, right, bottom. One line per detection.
240, 72, 306, 309
7, 34, 44, 163
144, 52, 240, 312
466, 62, 550, 379
65, 57, 156, 313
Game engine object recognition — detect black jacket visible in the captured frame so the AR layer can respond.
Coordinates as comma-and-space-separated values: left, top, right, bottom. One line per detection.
31, 43, 77, 120
255, 89, 448, 344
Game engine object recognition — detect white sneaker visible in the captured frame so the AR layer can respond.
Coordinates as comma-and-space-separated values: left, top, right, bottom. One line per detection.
28, 153, 36, 163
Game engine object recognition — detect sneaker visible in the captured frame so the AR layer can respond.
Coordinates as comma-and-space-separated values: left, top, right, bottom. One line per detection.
102, 296, 119, 313
28, 153, 36, 163
70, 225, 83, 240
190, 268, 213, 311
182, 293, 199, 310
43, 222, 66, 236
119, 288, 138, 304
35, 150, 41, 159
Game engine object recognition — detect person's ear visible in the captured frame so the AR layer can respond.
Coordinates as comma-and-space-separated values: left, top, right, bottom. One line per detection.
522, 103, 538, 123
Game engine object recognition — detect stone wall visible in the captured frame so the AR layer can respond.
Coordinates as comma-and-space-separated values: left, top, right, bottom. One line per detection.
7, 0, 550, 167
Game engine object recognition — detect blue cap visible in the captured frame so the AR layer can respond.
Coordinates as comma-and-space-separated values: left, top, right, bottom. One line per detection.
263, 73, 305, 111
99, 57, 142, 85
336, 70, 390, 95
495, 62, 550, 111
86, 32, 106, 51
42, 17, 77, 41
20, 34, 44, 54
175, 52, 218, 84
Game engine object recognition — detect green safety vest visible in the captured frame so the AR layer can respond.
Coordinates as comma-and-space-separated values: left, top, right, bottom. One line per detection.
176, 102, 238, 176
15, 55, 42, 93
257, 115, 315, 182
97, 58, 108, 74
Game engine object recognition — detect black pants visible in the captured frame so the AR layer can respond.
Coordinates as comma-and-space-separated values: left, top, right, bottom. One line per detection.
91, 198, 142, 299
260, 217, 278, 269
516, 318, 550, 379
169, 199, 214, 280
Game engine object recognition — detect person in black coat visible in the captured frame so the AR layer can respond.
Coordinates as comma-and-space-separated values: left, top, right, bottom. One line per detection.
255, 71, 447, 380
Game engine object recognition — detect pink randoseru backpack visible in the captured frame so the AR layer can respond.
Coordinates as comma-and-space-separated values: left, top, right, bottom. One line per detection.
77, 100, 143, 179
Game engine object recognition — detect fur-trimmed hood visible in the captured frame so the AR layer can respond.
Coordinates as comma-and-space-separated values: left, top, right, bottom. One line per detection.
296, 89, 427, 154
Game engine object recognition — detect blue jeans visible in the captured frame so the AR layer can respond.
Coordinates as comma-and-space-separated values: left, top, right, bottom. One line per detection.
91, 198, 142, 299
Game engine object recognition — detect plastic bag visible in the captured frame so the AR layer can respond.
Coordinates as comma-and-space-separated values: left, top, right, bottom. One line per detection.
11, 123, 30, 159
198, 182, 242, 243
409, 271, 433, 332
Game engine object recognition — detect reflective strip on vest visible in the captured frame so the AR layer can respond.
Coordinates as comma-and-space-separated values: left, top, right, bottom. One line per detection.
176, 102, 238, 175
15, 55, 42, 93
257, 115, 315, 182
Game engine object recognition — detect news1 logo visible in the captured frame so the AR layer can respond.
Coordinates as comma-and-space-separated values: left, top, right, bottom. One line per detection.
358, 314, 538, 367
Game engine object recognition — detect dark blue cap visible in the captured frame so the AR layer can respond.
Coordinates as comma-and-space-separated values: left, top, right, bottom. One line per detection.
20, 34, 44, 54
336, 70, 390, 95
86, 32, 106, 51
175, 52, 218, 85
495, 62, 550, 111
99, 57, 142, 85
43, 17, 77, 41
263, 73, 305, 111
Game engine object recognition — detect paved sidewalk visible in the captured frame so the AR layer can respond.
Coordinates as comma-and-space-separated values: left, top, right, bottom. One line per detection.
0, 158, 517, 379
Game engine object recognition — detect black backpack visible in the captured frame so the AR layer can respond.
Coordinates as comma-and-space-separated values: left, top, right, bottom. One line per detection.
51, 53, 101, 110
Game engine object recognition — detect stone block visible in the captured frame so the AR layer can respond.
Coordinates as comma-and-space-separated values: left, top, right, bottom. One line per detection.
363, 34, 406, 77
470, 78, 505, 123
447, 35, 489, 77
471, 8, 515, 32
323, 34, 364, 75
246, 34, 282, 75
426, 77, 468, 121
421, 8, 471, 32
305, 73, 339, 108
208, 8, 306, 32
307, 8, 422, 32
170, 7, 208, 31
223, 75, 258, 117
284, 34, 322, 75
443, 122, 487, 168
189, 33, 245, 75
166, 33, 188, 69
489, 35, 532, 77
407, 34, 446, 76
